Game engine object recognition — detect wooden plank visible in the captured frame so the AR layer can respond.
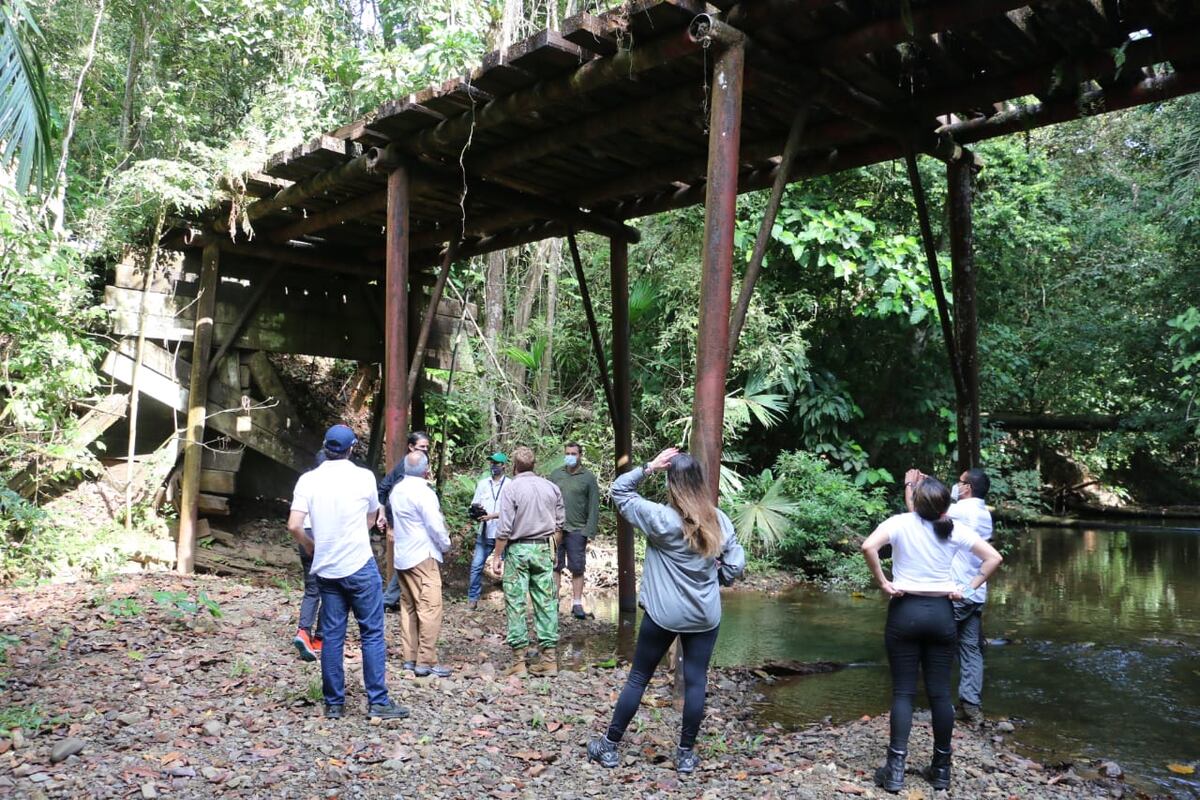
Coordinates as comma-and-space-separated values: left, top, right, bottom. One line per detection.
8, 393, 130, 499
198, 494, 230, 516
114, 251, 186, 292
201, 448, 244, 471
101, 341, 319, 473
507, 30, 591, 76
364, 100, 446, 141
264, 135, 362, 182
246, 351, 305, 436
200, 469, 237, 495
562, 13, 619, 56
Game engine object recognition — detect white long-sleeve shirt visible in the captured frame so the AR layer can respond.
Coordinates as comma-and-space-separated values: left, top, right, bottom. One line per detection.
389, 475, 450, 571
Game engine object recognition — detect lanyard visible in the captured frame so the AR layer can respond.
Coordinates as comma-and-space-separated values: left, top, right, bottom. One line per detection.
490, 476, 505, 503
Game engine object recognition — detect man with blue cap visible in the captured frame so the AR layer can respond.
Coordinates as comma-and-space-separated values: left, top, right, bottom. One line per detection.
287, 424, 409, 721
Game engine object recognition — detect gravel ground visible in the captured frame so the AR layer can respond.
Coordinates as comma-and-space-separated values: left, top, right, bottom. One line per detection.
0, 573, 1149, 799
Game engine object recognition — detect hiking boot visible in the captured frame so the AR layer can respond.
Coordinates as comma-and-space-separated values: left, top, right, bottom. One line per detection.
324, 704, 344, 719
957, 702, 983, 727
503, 648, 527, 677
294, 628, 320, 662
367, 701, 410, 721
414, 665, 453, 678
675, 746, 700, 774
874, 747, 907, 793
586, 736, 619, 768
923, 746, 953, 790
571, 604, 592, 619
528, 647, 558, 676
401, 660, 416, 672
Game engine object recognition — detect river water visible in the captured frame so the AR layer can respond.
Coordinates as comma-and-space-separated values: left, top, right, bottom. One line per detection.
581, 525, 1200, 796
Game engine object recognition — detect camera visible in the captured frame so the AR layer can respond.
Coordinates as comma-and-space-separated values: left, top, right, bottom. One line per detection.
468, 502, 487, 521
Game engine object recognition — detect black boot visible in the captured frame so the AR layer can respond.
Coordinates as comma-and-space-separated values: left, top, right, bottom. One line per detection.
923, 746, 953, 790
874, 747, 906, 793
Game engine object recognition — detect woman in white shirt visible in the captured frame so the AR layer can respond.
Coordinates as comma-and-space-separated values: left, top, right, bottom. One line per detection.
860, 470, 1003, 794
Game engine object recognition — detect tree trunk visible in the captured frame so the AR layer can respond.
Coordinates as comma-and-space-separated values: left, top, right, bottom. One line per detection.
536, 238, 561, 408
484, 249, 506, 438
45, 0, 106, 232
119, 6, 153, 152
509, 246, 546, 388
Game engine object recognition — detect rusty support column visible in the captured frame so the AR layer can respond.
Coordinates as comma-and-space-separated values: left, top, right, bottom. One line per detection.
177, 243, 220, 574
610, 234, 636, 614
384, 165, 411, 472
948, 153, 982, 471
689, 17, 745, 500
566, 228, 616, 426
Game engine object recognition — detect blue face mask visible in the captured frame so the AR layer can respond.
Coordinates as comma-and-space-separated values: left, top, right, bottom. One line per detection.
564, 454, 579, 468
490, 464, 504, 477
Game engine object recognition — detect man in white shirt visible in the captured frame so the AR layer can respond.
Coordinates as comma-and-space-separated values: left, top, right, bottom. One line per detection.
288, 424, 408, 721
947, 467, 994, 726
389, 450, 452, 677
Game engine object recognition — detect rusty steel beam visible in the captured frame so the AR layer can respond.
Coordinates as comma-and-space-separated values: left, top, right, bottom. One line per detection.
610, 233, 636, 613
728, 103, 811, 356
807, 0, 1031, 62
943, 69, 1200, 143
948, 153, 982, 472
384, 165, 411, 474
566, 229, 616, 427
214, 154, 372, 235
917, 28, 1199, 118
689, 25, 745, 501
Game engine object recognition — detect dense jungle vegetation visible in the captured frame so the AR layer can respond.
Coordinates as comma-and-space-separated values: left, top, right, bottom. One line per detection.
1, 0, 1198, 583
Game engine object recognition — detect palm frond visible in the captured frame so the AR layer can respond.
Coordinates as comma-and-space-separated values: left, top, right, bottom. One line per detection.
0, 0, 51, 192
730, 473, 798, 554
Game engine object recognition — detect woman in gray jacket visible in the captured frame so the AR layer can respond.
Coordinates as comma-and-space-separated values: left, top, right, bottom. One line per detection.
587, 447, 746, 774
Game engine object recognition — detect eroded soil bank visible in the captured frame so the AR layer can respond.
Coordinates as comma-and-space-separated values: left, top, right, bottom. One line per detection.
0, 572, 1147, 799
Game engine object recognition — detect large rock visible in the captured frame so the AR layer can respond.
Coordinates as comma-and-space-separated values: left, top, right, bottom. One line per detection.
50, 738, 86, 763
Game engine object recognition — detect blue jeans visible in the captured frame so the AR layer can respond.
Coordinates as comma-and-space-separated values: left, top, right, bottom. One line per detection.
954, 600, 986, 707
316, 558, 390, 708
384, 571, 402, 607
468, 534, 495, 602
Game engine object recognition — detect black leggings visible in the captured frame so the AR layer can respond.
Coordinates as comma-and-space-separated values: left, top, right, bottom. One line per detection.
606, 613, 720, 749
885, 595, 957, 752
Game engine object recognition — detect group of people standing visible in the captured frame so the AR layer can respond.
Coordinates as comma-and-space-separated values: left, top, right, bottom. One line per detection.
287, 421, 999, 789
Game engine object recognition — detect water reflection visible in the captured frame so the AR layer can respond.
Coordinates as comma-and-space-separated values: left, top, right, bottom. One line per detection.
585, 526, 1200, 795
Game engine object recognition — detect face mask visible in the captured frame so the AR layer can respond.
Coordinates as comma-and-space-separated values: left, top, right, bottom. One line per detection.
564, 455, 579, 468
490, 464, 504, 477
950, 484, 961, 502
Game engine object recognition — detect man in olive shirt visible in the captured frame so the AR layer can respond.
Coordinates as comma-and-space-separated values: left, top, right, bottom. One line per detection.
548, 441, 600, 619
491, 446, 565, 677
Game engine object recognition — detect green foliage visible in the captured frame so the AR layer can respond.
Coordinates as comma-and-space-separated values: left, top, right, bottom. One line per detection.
152, 590, 223, 618
106, 597, 145, 617
0, 0, 51, 190
1167, 307, 1200, 437
767, 451, 887, 580
728, 470, 798, 556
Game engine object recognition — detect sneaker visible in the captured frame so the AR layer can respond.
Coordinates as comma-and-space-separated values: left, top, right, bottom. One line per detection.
467, 600, 478, 611
384, 603, 399, 613
401, 660, 416, 672
324, 704, 344, 719
675, 746, 700, 774
586, 737, 619, 768
414, 665, 453, 678
572, 604, 590, 619
294, 628, 319, 662
367, 701, 410, 720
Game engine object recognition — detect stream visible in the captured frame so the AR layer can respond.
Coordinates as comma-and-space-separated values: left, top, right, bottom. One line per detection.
577, 524, 1200, 796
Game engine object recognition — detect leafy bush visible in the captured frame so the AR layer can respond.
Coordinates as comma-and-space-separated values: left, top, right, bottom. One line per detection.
773, 451, 888, 576
725, 450, 889, 583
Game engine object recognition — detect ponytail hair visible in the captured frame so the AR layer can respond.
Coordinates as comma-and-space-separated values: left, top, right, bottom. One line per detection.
912, 477, 953, 540
664, 454, 723, 558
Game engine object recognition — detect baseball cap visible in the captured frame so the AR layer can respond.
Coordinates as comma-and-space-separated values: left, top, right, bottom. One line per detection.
488, 452, 509, 464
323, 424, 357, 454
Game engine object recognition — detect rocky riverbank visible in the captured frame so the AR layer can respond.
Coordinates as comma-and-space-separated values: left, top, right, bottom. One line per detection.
0, 573, 1154, 799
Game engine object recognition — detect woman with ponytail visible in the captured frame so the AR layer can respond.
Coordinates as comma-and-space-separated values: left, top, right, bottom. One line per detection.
587, 447, 745, 774
860, 469, 1003, 794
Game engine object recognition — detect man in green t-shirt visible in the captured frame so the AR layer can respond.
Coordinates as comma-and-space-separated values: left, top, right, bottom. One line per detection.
548, 441, 600, 619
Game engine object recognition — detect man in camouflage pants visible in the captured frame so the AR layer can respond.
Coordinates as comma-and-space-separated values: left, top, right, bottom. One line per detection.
491, 446, 564, 677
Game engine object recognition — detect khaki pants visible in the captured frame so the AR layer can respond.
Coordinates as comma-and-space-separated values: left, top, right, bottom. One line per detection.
396, 557, 443, 667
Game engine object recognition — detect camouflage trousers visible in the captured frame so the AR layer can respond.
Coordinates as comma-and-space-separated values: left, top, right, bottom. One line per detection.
502, 540, 559, 650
